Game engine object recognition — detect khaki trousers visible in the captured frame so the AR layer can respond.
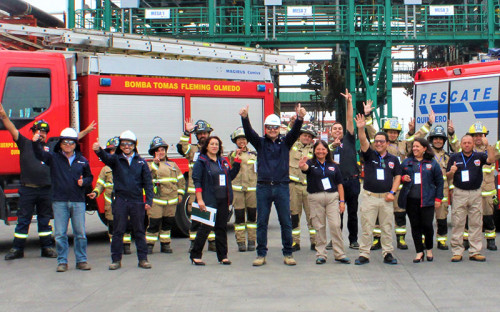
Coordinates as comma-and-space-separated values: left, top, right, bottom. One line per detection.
308, 192, 346, 260
359, 191, 394, 258
451, 188, 483, 256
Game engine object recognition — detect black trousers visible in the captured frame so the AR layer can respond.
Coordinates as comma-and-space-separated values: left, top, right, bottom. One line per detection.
190, 198, 229, 262
340, 178, 360, 244
406, 199, 435, 253
112, 197, 148, 262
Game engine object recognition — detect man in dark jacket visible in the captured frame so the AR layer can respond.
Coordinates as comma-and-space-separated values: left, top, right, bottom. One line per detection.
33, 128, 93, 272
240, 103, 306, 266
94, 130, 154, 270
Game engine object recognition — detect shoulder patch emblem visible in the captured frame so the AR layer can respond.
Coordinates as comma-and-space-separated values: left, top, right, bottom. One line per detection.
388, 162, 394, 169
426, 164, 432, 170
474, 159, 480, 166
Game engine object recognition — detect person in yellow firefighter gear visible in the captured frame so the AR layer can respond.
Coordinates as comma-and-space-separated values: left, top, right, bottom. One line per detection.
229, 127, 258, 252
177, 119, 216, 252
89, 137, 133, 254
289, 123, 317, 251
147, 136, 185, 254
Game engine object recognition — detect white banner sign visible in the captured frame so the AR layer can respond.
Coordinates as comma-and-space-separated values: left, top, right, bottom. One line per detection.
145, 9, 171, 19
265, 0, 282, 5
429, 6, 454, 16
404, 0, 422, 4
287, 6, 313, 17
121, 0, 139, 8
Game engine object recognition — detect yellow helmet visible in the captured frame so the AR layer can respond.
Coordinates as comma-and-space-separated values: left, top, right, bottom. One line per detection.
382, 118, 402, 132
467, 122, 488, 135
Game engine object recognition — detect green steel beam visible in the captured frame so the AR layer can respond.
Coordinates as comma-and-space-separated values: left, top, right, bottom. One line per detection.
68, 0, 75, 29
104, 0, 111, 31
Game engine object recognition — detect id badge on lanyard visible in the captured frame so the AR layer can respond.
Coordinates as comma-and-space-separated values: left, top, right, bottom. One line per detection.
376, 169, 384, 180
321, 178, 332, 190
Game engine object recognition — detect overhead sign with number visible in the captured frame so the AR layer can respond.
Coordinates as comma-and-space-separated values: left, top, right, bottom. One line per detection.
429, 6, 455, 16
145, 9, 171, 19
287, 6, 313, 17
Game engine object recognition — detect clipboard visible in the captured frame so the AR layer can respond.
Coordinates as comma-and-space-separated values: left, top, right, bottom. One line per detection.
191, 202, 217, 227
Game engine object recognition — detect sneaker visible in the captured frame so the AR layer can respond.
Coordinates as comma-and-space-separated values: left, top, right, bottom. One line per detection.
138, 260, 152, 269
383, 253, 398, 265
349, 242, 360, 249
41, 247, 57, 258
123, 244, 132, 255
56, 263, 68, 272
5, 248, 24, 260
237, 242, 246, 252
252, 256, 266, 266
76, 262, 92, 270
109, 261, 122, 270
326, 241, 333, 250
469, 254, 486, 262
315, 257, 326, 265
207, 240, 216, 252
247, 240, 256, 251
335, 257, 351, 264
451, 255, 462, 262
354, 256, 370, 265
283, 255, 297, 266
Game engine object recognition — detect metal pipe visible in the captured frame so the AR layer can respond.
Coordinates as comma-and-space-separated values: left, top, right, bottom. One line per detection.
0, 0, 65, 28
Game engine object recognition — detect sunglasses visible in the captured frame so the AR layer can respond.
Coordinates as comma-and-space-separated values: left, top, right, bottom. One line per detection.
266, 125, 280, 130
61, 139, 76, 145
374, 139, 386, 144
120, 142, 135, 147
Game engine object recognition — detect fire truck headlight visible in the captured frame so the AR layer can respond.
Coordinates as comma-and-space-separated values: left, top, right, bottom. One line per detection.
100, 78, 112, 87
257, 84, 266, 92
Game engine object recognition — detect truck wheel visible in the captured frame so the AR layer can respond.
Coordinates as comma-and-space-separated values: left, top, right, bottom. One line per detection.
171, 194, 191, 238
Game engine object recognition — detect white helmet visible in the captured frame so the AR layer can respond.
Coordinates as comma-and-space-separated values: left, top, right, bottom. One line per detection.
120, 130, 137, 143
264, 114, 281, 126
59, 128, 78, 141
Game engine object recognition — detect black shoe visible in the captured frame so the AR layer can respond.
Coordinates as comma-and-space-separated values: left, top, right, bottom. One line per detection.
161, 243, 173, 253
41, 247, 57, 258
237, 242, 246, 252
310, 243, 316, 251
349, 242, 360, 249
191, 258, 205, 266
487, 239, 497, 251
123, 244, 132, 255
335, 257, 351, 264
384, 253, 398, 265
437, 240, 449, 250
247, 240, 256, 251
413, 253, 424, 263
326, 241, 333, 250
371, 238, 381, 250
292, 243, 300, 252
219, 259, 232, 265
5, 248, 24, 261
207, 241, 216, 252
147, 244, 154, 255
354, 256, 370, 265
463, 240, 470, 250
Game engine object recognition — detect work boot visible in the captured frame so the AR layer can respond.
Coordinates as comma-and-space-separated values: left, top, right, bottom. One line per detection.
487, 239, 497, 251
161, 243, 173, 253
283, 255, 297, 266
109, 261, 121, 270
41, 247, 57, 258
138, 260, 152, 269
349, 242, 360, 249
326, 240, 333, 250
5, 248, 24, 260
463, 239, 469, 250
310, 243, 316, 251
237, 242, 246, 252
469, 254, 486, 262
247, 240, 256, 251
207, 240, 216, 252
397, 235, 408, 250
76, 262, 92, 270
252, 256, 266, 266
147, 244, 154, 254
188, 240, 195, 253
56, 263, 68, 272
371, 238, 381, 250
292, 243, 300, 252
437, 240, 449, 250
123, 244, 132, 255
451, 255, 462, 262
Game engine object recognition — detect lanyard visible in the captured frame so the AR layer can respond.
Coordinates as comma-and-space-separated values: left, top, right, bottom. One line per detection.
317, 160, 326, 176
434, 154, 443, 165
217, 159, 223, 171
461, 152, 474, 168
377, 154, 385, 169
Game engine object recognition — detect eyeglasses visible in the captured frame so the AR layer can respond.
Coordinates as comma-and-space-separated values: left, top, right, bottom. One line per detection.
120, 142, 135, 147
61, 139, 75, 145
374, 139, 386, 144
265, 125, 280, 130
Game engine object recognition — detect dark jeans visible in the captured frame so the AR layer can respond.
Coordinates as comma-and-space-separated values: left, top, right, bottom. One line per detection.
340, 178, 360, 244
256, 183, 293, 257
13, 186, 53, 249
111, 197, 148, 262
406, 199, 434, 253
190, 198, 229, 261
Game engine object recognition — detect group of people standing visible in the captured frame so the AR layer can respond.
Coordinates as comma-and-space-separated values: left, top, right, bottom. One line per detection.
1, 91, 499, 270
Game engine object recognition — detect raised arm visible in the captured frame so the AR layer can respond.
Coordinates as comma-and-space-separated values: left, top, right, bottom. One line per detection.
0, 103, 19, 141
31, 134, 52, 165
284, 103, 305, 147
93, 139, 116, 167
341, 89, 354, 135
240, 105, 261, 150
78, 120, 96, 140
447, 119, 460, 152
355, 114, 369, 153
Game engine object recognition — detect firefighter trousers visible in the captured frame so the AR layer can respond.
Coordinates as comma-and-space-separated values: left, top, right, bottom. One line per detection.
290, 183, 315, 245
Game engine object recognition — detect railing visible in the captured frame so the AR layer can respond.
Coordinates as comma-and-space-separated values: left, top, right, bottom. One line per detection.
74, 3, 494, 39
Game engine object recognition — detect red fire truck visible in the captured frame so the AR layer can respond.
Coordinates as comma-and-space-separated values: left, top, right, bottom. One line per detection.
0, 24, 294, 236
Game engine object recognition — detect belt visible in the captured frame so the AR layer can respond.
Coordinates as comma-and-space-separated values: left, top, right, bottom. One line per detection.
364, 190, 386, 198
258, 181, 289, 185
23, 184, 49, 188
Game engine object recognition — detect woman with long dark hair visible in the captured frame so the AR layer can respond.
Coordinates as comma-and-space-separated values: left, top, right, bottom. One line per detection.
190, 136, 240, 265
299, 140, 350, 264
398, 138, 444, 263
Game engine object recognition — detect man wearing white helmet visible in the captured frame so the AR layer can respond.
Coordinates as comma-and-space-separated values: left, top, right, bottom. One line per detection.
32, 128, 93, 272
240, 103, 307, 266
93, 130, 154, 270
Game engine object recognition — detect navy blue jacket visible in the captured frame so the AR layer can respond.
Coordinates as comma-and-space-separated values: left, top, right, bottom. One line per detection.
398, 156, 444, 208
95, 148, 154, 206
242, 116, 302, 183
32, 141, 93, 202
192, 154, 240, 208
